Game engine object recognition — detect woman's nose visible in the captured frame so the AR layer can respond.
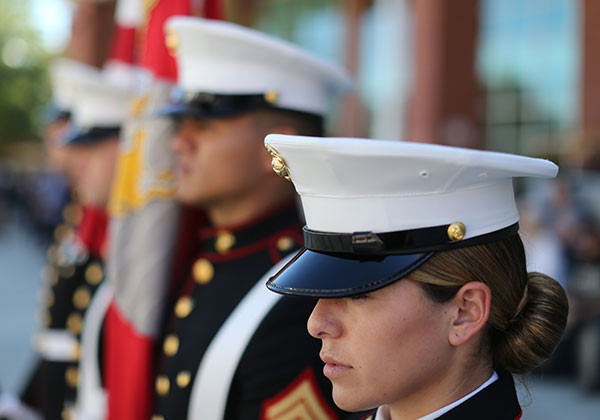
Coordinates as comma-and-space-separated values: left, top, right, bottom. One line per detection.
307, 299, 342, 340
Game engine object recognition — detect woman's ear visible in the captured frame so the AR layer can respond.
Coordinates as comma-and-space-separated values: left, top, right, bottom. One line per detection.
448, 281, 491, 347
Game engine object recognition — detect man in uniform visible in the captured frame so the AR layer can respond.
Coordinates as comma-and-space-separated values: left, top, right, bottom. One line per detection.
149, 16, 355, 419
18, 61, 139, 420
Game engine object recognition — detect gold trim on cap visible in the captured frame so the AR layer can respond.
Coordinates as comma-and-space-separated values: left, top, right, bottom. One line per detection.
215, 231, 236, 253
155, 375, 170, 395
265, 144, 291, 181
447, 222, 466, 242
193, 258, 214, 285
175, 296, 195, 318
176, 371, 191, 388
163, 334, 180, 357
85, 263, 104, 285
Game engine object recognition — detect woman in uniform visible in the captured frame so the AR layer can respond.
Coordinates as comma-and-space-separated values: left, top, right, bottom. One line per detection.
263, 134, 569, 420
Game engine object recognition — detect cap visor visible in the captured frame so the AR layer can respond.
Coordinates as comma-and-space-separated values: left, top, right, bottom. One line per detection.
266, 248, 433, 298
65, 126, 120, 145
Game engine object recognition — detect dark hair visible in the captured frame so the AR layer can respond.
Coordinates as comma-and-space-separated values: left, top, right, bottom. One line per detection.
409, 234, 569, 374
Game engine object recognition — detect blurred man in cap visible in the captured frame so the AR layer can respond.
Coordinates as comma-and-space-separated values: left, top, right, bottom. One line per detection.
149, 16, 356, 419
16, 62, 140, 420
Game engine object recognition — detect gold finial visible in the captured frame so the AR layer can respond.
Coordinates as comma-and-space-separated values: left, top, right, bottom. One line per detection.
447, 222, 466, 242
165, 28, 179, 56
265, 144, 291, 181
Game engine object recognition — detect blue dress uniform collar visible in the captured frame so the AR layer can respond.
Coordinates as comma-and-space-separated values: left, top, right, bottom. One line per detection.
196, 201, 303, 257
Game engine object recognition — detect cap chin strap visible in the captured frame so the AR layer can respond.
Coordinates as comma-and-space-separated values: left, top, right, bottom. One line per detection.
303, 223, 520, 256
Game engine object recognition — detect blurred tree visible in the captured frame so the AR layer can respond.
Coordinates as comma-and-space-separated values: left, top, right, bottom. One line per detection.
0, 0, 52, 145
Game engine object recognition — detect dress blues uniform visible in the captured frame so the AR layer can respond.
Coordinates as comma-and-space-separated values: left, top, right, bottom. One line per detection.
151, 17, 355, 420
20, 60, 141, 420
263, 134, 562, 420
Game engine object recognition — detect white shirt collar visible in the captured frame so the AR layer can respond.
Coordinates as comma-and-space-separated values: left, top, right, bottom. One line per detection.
373, 371, 499, 420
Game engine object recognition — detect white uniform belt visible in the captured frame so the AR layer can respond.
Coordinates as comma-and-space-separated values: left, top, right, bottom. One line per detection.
34, 330, 79, 362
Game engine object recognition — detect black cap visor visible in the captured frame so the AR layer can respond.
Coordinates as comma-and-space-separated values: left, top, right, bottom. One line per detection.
65, 126, 121, 146
267, 248, 433, 298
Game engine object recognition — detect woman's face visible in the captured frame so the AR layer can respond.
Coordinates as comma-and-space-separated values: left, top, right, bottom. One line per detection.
307, 278, 456, 416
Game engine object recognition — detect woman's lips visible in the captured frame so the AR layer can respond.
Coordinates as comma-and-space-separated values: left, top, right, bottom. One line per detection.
321, 355, 352, 379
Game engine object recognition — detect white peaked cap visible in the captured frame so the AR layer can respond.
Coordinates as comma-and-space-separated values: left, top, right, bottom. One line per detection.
264, 135, 559, 298
265, 135, 558, 240
48, 58, 100, 111
69, 62, 143, 129
164, 16, 354, 116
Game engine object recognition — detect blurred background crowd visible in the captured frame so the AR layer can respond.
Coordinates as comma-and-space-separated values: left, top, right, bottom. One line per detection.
2, 0, 600, 418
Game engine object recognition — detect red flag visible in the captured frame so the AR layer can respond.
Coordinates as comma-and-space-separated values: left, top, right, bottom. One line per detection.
104, 2, 222, 419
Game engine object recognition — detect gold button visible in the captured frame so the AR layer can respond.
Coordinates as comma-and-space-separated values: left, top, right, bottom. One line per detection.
193, 258, 214, 285
174, 296, 194, 318
85, 263, 104, 285
47, 245, 58, 263
72, 343, 82, 361
163, 335, 179, 356
176, 371, 191, 388
42, 312, 52, 327
54, 224, 72, 242
63, 203, 83, 226
67, 313, 83, 334
215, 231, 236, 253
447, 222, 466, 242
151, 416, 165, 420
276, 236, 295, 252
155, 375, 170, 395
46, 290, 55, 307
73, 288, 91, 309
61, 407, 73, 420
41, 266, 59, 285
65, 366, 79, 387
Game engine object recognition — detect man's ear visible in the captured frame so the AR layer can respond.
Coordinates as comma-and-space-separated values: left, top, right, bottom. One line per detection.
448, 281, 491, 347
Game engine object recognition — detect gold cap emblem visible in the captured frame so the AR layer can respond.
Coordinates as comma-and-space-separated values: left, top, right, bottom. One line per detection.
265, 144, 291, 181
447, 222, 466, 242
264, 91, 279, 104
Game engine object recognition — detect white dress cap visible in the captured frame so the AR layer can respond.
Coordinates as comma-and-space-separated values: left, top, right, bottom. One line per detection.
264, 135, 559, 298
68, 63, 143, 130
265, 135, 558, 242
164, 16, 354, 117
49, 58, 100, 112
